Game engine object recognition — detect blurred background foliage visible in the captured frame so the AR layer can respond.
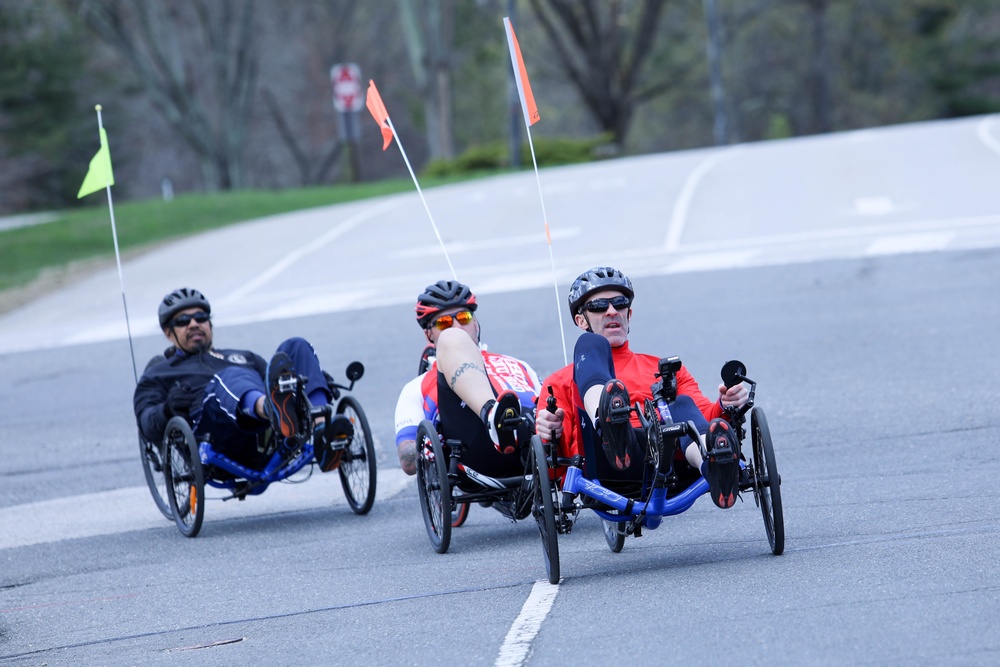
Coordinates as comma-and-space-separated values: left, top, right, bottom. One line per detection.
1, 0, 998, 215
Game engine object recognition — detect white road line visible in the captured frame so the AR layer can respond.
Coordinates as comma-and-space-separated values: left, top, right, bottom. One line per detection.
387, 227, 580, 259
976, 115, 1000, 157
218, 198, 403, 306
664, 147, 744, 251
864, 232, 955, 256
0, 468, 411, 550
495, 580, 560, 667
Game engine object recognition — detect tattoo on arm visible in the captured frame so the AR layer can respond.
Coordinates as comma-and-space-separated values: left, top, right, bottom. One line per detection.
398, 443, 417, 472
449, 362, 487, 390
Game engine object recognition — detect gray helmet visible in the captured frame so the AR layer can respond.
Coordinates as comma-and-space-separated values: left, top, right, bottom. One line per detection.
568, 267, 634, 316
158, 287, 211, 328
415, 280, 478, 328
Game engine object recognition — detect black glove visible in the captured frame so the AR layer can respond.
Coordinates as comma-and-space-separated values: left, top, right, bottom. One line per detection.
164, 382, 197, 418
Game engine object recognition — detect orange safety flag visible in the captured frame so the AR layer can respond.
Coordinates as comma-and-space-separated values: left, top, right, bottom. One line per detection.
365, 80, 394, 150
503, 17, 540, 126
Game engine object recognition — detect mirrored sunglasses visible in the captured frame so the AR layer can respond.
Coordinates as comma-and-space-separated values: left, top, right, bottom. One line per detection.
171, 312, 211, 328
582, 296, 631, 313
430, 310, 474, 330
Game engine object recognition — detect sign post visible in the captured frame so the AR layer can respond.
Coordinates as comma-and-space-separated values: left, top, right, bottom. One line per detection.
330, 63, 364, 181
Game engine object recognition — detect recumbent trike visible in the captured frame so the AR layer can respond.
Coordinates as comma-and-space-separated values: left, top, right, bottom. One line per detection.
139, 357, 377, 537
532, 357, 784, 581
414, 402, 562, 585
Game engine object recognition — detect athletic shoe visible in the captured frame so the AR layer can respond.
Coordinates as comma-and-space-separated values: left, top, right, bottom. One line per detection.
266, 352, 303, 441
598, 379, 633, 470
482, 391, 521, 455
702, 418, 740, 508
316, 414, 353, 472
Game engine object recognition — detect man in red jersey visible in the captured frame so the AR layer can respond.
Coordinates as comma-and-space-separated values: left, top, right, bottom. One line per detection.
534, 267, 748, 508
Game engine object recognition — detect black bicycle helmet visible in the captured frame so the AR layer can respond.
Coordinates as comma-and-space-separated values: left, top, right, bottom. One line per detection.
415, 280, 478, 328
158, 287, 211, 328
567, 267, 634, 316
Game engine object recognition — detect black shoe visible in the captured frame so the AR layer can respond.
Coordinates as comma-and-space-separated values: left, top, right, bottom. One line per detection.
266, 352, 305, 441
702, 418, 740, 508
315, 414, 353, 472
598, 379, 633, 470
482, 391, 521, 455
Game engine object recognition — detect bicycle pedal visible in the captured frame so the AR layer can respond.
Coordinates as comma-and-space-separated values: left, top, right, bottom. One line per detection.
276, 375, 298, 394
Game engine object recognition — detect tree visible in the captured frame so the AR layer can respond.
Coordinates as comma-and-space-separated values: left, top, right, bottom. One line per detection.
67, 0, 260, 190
398, 0, 456, 161
526, 0, 700, 150
0, 2, 92, 211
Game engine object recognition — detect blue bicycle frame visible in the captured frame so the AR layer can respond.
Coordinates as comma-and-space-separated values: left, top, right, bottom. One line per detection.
198, 439, 315, 497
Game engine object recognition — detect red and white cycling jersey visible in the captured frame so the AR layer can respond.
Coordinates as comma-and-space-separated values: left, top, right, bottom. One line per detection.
394, 348, 541, 448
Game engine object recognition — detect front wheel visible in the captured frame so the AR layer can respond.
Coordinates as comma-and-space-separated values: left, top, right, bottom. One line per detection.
163, 416, 205, 538
416, 421, 451, 554
336, 396, 377, 515
531, 436, 560, 584
751, 407, 784, 555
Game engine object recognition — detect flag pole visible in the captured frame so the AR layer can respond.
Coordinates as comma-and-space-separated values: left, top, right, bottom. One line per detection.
93, 105, 139, 383
366, 81, 457, 281
504, 17, 568, 366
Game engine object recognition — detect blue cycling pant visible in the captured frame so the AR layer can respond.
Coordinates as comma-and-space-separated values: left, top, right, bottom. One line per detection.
193, 337, 329, 466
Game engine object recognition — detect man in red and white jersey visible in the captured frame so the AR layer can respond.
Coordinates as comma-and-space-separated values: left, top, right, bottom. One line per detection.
394, 280, 542, 477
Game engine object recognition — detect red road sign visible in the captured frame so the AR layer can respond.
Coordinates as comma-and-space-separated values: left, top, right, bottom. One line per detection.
330, 63, 364, 113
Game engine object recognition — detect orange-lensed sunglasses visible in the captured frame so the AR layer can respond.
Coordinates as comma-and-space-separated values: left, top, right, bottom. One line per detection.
430, 310, 474, 330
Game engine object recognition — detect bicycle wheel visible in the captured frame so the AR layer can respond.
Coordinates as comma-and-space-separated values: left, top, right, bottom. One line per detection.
336, 395, 377, 515
751, 407, 784, 555
602, 518, 626, 553
163, 416, 205, 538
451, 498, 470, 527
416, 421, 451, 554
530, 436, 560, 584
139, 433, 172, 519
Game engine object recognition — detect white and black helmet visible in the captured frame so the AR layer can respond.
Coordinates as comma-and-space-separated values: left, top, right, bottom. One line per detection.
158, 287, 211, 328
567, 267, 634, 316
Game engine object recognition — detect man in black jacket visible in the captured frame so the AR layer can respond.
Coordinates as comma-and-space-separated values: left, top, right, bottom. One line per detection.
133, 287, 350, 471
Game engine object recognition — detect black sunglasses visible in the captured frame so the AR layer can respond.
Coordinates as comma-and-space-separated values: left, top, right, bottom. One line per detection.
171, 312, 211, 328
582, 295, 631, 313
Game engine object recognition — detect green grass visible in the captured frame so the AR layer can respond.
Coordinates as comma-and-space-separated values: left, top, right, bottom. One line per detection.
0, 176, 489, 292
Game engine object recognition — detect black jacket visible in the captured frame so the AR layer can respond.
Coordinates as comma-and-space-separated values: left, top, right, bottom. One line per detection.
134, 346, 267, 443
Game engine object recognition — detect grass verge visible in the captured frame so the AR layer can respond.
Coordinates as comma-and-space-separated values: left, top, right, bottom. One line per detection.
0, 174, 499, 295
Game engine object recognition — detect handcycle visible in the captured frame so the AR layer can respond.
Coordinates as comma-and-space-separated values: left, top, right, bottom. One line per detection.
414, 408, 561, 585
139, 358, 377, 537
535, 357, 784, 578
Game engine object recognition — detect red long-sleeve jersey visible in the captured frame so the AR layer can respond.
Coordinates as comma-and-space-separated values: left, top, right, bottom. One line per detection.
541, 341, 724, 460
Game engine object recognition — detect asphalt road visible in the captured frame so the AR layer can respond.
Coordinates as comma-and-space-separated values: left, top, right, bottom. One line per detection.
1, 116, 999, 665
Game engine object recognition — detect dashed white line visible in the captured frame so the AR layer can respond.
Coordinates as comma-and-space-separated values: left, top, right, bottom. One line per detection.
495, 580, 560, 667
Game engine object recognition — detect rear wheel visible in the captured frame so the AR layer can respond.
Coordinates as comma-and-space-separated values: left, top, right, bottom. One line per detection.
451, 498, 470, 527
530, 436, 560, 584
139, 433, 172, 519
602, 518, 626, 553
336, 396, 377, 515
416, 421, 451, 554
751, 408, 784, 555
163, 416, 205, 538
